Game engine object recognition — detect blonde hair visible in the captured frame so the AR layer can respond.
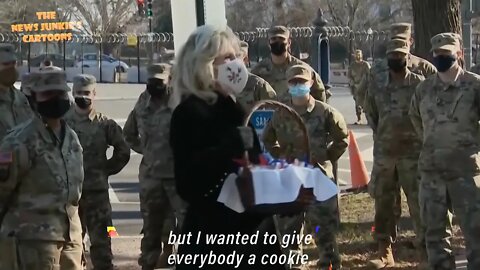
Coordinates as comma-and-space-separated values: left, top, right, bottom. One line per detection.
169, 24, 241, 109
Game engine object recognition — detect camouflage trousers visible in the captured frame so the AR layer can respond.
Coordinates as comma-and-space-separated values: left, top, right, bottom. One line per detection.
420, 172, 480, 270
350, 86, 365, 117
79, 189, 113, 270
4, 239, 83, 270
138, 177, 187, 270
274, 197, 340, 270
369, 158, 424, 247
305, 196, 341, 269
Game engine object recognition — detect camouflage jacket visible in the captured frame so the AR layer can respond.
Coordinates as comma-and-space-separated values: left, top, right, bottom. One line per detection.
0, 117, 83, 242
123, 91, 174, 178
236, 72, 277, 111
348, 60, 371, 91
64, 108, 130, 190
0, 87, 33, 141
251, 54, 326, 103
262, 97, 348, 178
409, 70, 480, 176
470, 64, 480, 75
368, 54, 436, 96
365, 70, 424, 159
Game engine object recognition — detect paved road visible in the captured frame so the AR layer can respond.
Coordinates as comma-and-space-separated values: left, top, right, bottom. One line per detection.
14, 82, 465, 269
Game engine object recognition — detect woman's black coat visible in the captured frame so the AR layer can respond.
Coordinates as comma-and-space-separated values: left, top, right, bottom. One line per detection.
170, 92, 285, 270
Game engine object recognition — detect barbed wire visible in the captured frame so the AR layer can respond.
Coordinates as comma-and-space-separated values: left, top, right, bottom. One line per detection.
0, 32, 175, 44
6, 26, 458, 44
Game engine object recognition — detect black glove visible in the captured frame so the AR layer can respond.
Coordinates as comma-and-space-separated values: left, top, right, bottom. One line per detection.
236, 126, 254, 150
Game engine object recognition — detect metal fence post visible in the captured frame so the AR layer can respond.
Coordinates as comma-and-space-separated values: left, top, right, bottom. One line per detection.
137, 34, 141, 83
310, 9, 327, 75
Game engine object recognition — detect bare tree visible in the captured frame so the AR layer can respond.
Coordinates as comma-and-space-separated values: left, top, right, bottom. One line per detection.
0, 0, 64, 31
411, 0, 461, 60
324, 0, 412, 30
61, 0, 134, 35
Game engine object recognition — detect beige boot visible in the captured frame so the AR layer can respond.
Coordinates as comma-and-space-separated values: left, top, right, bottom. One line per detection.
367, 241, 395, 269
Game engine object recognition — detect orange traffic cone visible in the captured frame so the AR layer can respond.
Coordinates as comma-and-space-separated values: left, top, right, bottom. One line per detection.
107, 226, 119, 237
345, 130, 369, 192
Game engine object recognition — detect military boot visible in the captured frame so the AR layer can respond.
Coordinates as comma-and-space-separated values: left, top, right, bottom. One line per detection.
416, 246, 429, 270
367, 241, 395, 269
156, 243, 174, 268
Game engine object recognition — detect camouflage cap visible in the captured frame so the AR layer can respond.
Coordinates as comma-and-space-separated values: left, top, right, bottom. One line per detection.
268, 26, 290, 39
286, 64, 311, 82
31, 70, 70, 93
430, 32, 461, 52
390, 23, 412, 40
240, 41, 249, 56
73, 74, 96, 92
40, 65, 62, 72
386, 38, 410, 54
147, 63, 170, 80
0, 44, 16, 64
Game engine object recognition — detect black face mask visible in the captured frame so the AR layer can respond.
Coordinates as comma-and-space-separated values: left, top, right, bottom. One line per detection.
37, 96, 71, 119
387, 58, 407, 73
270, 42, 287, 56
74, 97, 92, 109
147, 82, 168, 98
433, 54, 457, 72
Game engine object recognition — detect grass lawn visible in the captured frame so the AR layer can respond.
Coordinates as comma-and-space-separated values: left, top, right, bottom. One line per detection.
332, 192, 465, 269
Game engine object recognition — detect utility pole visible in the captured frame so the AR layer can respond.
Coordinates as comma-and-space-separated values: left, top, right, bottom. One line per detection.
462, 0, 473, 70
195, 0, 206, 26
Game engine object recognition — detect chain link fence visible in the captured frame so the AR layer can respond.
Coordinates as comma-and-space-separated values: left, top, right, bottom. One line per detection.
0, 27, 396, 83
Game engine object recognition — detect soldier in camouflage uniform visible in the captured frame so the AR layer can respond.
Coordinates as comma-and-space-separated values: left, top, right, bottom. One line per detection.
469, 63, 480, 74
364, 39, 426, 269
263, 64, 348, 270
236, 41, 277, 110
0, 44, 33, 141
0, 70, 84, 270
123, 64, 187, 270
251, 26, 329, 104
348, 49, 370, 124
64, 74, 131, 270
409, 32, 480, 270
366, 22, 441, 241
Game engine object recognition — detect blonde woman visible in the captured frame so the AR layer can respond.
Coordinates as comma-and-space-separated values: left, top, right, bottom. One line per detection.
169, 25, 285, 270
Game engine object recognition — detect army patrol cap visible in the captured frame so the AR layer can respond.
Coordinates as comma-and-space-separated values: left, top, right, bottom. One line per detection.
390, 23, 411, 40
147, 63, 170, 80
73, 74, 96, 92
40, 65, 62, 71
386, 39, 410, 54
31, 70, 70, 93
286, 64, 312, 82
0, 44, 16, 64
268, 26, 290, 39
430, 32, 461, 52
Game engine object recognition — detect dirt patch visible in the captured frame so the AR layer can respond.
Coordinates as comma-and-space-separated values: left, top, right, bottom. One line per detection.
336, 192, 464, 269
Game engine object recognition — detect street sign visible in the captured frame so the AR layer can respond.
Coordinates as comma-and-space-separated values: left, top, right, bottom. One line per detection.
127, 35, 137, 46
250, 110, 275, 152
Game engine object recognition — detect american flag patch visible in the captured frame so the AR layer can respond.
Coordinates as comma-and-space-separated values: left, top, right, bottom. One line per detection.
0, 152, 12, 164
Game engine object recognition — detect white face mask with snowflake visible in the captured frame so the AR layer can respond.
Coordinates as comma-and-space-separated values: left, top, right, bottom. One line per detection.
216, 58, 249, 96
